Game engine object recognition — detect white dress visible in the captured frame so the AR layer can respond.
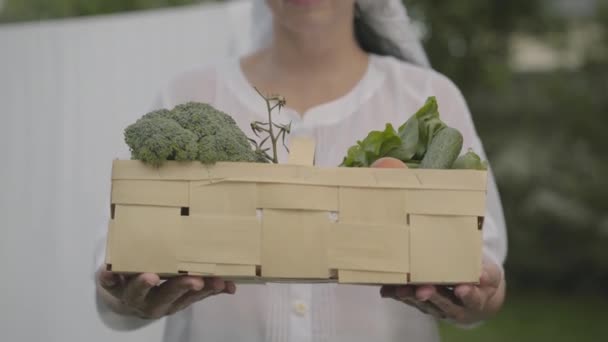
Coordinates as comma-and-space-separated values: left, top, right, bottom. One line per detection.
96, 53, 508, 342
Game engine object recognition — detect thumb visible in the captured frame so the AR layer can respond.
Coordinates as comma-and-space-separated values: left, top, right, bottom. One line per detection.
98, 270, 119, 288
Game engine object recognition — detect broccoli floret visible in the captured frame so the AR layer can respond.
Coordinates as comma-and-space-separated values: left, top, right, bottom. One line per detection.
170, 102, 263, 164
124, 110, 198, 167
169, 103, 238, 138
124, 103, 265, 166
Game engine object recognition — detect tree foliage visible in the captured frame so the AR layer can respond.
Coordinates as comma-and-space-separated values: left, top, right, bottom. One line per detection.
405, 0, 608, 294
0, 0, 216, 23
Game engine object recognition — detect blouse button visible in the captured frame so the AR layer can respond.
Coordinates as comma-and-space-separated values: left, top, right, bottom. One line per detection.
293, 300, 308, 316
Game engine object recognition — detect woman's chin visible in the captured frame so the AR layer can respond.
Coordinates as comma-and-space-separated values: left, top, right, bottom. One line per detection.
285, 0, 324, 7
268, 0, 356, 37
278, 13, 336, 34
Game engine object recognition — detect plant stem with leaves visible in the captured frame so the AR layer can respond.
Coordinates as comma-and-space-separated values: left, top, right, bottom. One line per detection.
249, 87, 291, 164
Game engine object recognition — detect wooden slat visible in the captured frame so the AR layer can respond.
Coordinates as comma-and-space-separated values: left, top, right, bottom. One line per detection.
406, 190, 486, 216
105, 220, 115, 265
111, 180, 189, 207
214, 264, 257, 277
111, 160, 487, 191
179, 216, 261, 265
261, 210, 330, 279
328, 223, 409, 273
257, 184, 338, 211
111, 159, 204, 180
109, 205, 180, 274
190, 182, 257, 216
412, 169, 488, 191
338, 270, 408, 284
287, 137, 316, 166
177, 262, 216, 275
409, 215, 482, 284
339, 187, 407, 224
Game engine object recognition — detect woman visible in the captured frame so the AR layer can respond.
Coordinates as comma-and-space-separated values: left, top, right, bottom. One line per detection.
96, 0, 508, 340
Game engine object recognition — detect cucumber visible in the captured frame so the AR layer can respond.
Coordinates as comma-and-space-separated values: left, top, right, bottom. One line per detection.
419, 127, 463, 169
452, 149, 488, 170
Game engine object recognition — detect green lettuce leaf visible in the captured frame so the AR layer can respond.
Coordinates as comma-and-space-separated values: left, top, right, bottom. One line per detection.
387, 117, 419, 161
340, 123, 401, 167
399, 96, 447, 160
452, 148, 489, 170
340, 96, 470, 168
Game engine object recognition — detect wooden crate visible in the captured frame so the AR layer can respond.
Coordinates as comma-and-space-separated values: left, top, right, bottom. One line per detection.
105, 138, 486, 285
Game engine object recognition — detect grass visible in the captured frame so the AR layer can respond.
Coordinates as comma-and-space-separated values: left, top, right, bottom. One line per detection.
439, 291, 608, 342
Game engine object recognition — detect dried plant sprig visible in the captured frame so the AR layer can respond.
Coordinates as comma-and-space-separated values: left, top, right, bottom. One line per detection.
249, 87, 292, 164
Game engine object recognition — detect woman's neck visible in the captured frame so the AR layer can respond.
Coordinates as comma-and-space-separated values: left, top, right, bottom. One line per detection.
241, 19, 369, 114
269, 20, 367, 75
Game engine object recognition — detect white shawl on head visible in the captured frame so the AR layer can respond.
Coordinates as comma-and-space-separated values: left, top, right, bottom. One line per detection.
249, 0, 430, 68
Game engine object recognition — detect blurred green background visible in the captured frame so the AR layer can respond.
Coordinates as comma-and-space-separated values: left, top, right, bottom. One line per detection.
2, 0, 606, 340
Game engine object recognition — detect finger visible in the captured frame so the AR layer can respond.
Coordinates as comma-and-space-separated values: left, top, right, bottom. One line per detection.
165, 278, 231, 316
478, 263, 502, 303
480, 260, 502, 289
223, 281, 237, 294
380, 285, 397, 298
167, 288, 216, 316
428, 290, 467, 322
423, 301, 448, 320
455, 285, 473, 301
382, 285, 446, 319
415, 285, 436, 302
205, 277, 227, 293
401, 297, 429, 314
380, 285, 415, 299
455, 284, 485, 312
401, 297, 446, 319
436, 286, 464, 307
147, 276, 204, 311
98, 270, 120, 288
123, 273, 160, 308
414, 286, 453, 320
395, 285, 416, 299
98, 270, 126, 299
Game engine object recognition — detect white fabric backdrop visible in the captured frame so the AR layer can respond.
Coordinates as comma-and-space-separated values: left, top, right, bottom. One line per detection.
0, 1, 254, 341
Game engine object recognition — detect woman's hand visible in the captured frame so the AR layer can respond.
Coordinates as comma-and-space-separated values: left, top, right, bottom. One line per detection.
380, 256, 505, 325
96, 266, 236, 319
370, 157, 506, 325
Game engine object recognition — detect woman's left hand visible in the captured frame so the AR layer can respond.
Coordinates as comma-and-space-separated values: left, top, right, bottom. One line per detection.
380, 256, 505, 325
370, 157, 506, 325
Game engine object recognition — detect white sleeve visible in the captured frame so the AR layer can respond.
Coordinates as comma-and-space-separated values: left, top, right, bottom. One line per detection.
430, 72, 508, 273
94, 65, 220, 331
428, 72, 508, 330
93, 95, 169, 331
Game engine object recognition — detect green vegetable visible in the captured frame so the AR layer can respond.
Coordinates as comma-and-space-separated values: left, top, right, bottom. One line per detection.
399, 96, 447, 160
124, 110, 198, 167
386, 116, 419, 161
419, 127, 463, 169
452, 148, 488, 170
340, 96, 448, 167
340, 123, 402, 167
124, 102, 266, 167
339, 96, 491, 170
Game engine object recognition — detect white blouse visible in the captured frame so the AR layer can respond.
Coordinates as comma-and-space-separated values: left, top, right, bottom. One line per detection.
96, 53, 507, 342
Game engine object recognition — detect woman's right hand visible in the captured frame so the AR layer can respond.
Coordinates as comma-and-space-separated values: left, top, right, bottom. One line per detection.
96, 266, 236, 319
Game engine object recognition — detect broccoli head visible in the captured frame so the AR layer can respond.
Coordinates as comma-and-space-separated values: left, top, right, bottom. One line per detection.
124, 110, 198, 167
124, 103, 266, 166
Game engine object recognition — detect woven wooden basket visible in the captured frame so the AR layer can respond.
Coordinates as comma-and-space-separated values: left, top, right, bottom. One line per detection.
105, 138, 486, 285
